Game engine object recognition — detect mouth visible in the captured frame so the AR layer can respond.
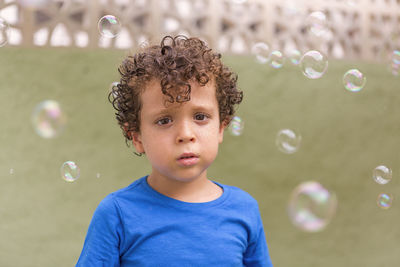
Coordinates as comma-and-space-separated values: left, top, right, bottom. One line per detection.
177, 152, 199, 160
177, 153, 199, 166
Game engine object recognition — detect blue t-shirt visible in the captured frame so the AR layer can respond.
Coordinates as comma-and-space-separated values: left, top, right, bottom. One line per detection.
76, 175, 273, 266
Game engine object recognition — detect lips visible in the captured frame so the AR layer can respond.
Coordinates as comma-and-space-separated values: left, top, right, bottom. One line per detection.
177, 152, 199, 160
177, 152, 199, 166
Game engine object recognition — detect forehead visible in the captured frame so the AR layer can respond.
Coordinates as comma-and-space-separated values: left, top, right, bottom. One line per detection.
141, 79, 218, 112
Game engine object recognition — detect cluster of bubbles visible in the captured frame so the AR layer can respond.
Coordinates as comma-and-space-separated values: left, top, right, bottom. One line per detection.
251, 42, 301, 69
249, 9, 399, 233
25, 45, 119, 182
251, 43, 330, 79
29, 99, 103, 183
228, 116, 244, 136
98, 15, 122, 38
253, 43, 369, 93
288, 181, 337, 232
251, 10, 373, 93
373, 165, 394, 209
31, 100, 67, 139
30, 101, 85, 183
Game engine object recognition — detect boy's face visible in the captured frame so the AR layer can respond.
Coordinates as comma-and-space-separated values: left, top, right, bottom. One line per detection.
131, 79, 226, 183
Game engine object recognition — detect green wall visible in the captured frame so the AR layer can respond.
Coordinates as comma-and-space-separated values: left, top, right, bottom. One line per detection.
1, 47, 399, 266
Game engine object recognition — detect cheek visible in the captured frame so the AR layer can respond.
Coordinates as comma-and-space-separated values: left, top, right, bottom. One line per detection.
143, 134, 162, 150
203, 123, 222, 139
143, 132, 172, 154
200, 128, 222, 148
144, 143, 168, 166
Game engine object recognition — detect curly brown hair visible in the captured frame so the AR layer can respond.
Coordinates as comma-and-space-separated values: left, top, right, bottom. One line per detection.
108, 35, 243, 146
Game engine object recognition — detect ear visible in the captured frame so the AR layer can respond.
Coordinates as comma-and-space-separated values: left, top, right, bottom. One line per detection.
131, 131, 145, 153
123, 123, 144, 154
218, 120, 228, 143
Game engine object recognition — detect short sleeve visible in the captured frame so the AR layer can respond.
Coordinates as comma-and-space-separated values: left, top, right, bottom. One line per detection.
243, 205, 273, 267
76, 194, 123, 267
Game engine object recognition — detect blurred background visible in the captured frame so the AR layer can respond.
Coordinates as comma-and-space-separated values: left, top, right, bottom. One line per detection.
1, 0, 400, 266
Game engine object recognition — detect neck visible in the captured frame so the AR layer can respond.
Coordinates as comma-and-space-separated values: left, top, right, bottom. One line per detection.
147, 172, 221, 203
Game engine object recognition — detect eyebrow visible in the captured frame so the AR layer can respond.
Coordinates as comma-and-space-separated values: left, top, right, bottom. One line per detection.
148, 104, 214, 118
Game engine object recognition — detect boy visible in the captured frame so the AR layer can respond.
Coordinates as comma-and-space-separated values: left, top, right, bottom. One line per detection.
76, 35, 273, 266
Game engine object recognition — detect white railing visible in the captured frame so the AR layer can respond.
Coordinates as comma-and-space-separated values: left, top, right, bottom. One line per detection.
1, 0, 399, 62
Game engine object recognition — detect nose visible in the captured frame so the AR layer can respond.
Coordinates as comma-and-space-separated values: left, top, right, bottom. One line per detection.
176, 120, 196, 144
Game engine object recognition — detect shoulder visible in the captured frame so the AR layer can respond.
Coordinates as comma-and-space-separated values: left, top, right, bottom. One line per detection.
96, 176, 147, 214
217, 183, 264, 234
218, 182, 260, 210
110, 176, 146, 197
226, 184, 258, 203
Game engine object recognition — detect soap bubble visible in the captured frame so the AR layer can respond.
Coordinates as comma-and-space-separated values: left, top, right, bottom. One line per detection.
251, 42, 270, 64
392, 50, 400, 65
343, 69, 366, 92
300, 50, 328, 79
98, 15, 121, 38
109, 81, 119, 90
228, 116, 244, 136
109, 81, 119, 99
276, 129, 301, 154
287, 49, 302, 65
306, 11, 329, 38
288, 181, 337, 232
373, 165, 392, 185
0, 17, 9, 47
269, 50, 284, 68
389, 62, 399, 76
377, 193, 393, 210
138, 40, 150, 49
31, 100, 67, 139
61, 161, 80, 182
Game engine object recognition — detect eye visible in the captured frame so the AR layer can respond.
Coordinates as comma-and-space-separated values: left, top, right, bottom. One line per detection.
194, 113, 208, 121
156, 117, 172, 125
